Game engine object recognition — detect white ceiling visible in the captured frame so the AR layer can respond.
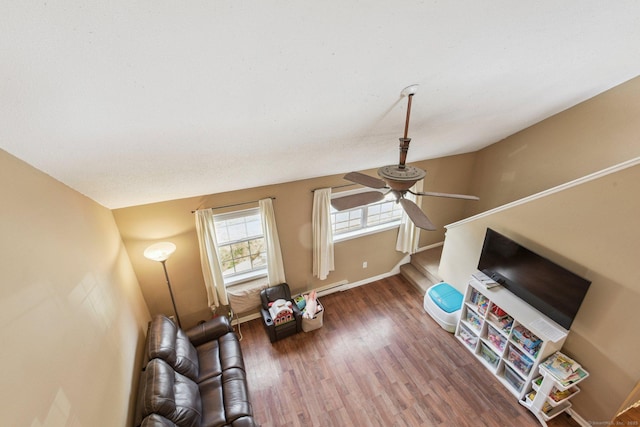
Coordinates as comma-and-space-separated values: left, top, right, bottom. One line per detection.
2, 2, 640, 209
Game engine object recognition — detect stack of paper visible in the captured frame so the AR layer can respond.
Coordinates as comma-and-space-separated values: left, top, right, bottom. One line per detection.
541, 352, 580, 379
541, 351, 588, 387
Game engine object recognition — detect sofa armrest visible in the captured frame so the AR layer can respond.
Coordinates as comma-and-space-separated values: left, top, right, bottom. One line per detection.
259, 307, 273, 326
185, 315, 233, 346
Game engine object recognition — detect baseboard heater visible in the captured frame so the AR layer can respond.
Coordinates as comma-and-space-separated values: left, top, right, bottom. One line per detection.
315, 280, 349, 297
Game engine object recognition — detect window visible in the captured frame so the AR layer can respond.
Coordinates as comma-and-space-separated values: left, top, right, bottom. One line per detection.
331, 191, 404, 241
214, 208, 267, 285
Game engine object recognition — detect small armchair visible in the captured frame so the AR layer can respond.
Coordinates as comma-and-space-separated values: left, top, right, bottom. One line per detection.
260, 283, 302, 342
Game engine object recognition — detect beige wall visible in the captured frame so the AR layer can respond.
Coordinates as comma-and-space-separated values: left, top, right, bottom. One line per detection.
468, 75, 640, 215
439, 75, 640, 423
113, 153, 477, 328
440, 163, 640, 424
0, 149, 150, 426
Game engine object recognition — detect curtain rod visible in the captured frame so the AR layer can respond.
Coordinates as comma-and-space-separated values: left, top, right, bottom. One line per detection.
311, 183, 355, 193
191, 196, 275, 213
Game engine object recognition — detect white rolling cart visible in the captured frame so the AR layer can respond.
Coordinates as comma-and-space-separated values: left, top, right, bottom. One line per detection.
521, 352, 589, 426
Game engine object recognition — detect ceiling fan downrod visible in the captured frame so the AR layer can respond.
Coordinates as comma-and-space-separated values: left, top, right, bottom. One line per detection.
398, 93, 414, 170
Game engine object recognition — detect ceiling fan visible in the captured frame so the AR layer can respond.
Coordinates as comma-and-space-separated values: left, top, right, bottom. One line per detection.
331, 85, 479, 231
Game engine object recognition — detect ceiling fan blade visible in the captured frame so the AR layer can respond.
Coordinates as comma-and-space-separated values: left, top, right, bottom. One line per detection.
411, 190, 480, 201
399, 199, 437, 231
331, 191, 385, 211
344, 172, 387, 189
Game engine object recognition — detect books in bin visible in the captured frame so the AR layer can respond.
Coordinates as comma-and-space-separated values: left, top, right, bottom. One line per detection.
511, 325, 542, 356
549, 386, 577, 402
557, 369, 588, 388
541, 352, 585, 386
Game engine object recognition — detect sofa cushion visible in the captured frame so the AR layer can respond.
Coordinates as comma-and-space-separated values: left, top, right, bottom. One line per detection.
221, 368, 253, 423
138, 359, 203, 427
196, 333, 246, 383
198, 374, 225, 427
175, 329, 200, 380
218, 334, 246, 372
148, 315, 200, 381
198, 368, 253, 427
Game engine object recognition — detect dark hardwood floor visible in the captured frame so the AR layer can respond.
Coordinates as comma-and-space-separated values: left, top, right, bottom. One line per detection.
239, 275, 581, 427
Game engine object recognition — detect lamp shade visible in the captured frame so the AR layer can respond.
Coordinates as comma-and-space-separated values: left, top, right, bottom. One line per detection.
144, 242, 176, 262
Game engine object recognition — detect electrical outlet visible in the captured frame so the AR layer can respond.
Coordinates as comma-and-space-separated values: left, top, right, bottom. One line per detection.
362, 261, 368, 269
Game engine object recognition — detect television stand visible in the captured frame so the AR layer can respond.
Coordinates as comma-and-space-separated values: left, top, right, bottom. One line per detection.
454, 274, 568, 401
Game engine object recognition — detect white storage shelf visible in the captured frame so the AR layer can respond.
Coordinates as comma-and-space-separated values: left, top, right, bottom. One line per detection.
454, 276, 568, 400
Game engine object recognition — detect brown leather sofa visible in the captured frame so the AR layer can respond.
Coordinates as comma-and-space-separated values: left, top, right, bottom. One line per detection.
134, 315, 258, 427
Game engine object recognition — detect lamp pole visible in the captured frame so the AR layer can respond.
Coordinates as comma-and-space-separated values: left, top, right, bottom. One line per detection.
161, 259, 181, 328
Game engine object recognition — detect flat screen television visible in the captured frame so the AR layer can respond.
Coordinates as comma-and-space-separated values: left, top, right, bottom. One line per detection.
477, 228, 591, 330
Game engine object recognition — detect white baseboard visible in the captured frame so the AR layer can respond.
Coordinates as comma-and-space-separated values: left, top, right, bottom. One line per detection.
307, 242, 447, 299
318, 270, 399, 297
567, 408, 590, 427
314, 279, 349, 296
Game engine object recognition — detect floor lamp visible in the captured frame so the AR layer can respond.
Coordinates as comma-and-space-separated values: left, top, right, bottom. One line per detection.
144, 242, 182, 328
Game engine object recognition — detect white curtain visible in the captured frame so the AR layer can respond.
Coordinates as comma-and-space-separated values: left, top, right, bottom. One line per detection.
195, 209, 228, 309
259, 198, 286, 285
312, 188, 335, 280
396, 179, 424, 254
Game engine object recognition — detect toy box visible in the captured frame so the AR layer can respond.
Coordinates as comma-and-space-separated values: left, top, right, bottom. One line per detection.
457, 323, 478, 349
511, 325, 542, 356
487, 324, 506, 352
301, 300, 324, 332
504, 365, 525, 392
465, 309, 482, 331
479, 342, 499, 368
507, 345, 534, 375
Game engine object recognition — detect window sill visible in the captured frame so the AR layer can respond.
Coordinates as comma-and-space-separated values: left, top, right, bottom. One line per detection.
225, 269, 268, 288
334, 220, 401, 243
